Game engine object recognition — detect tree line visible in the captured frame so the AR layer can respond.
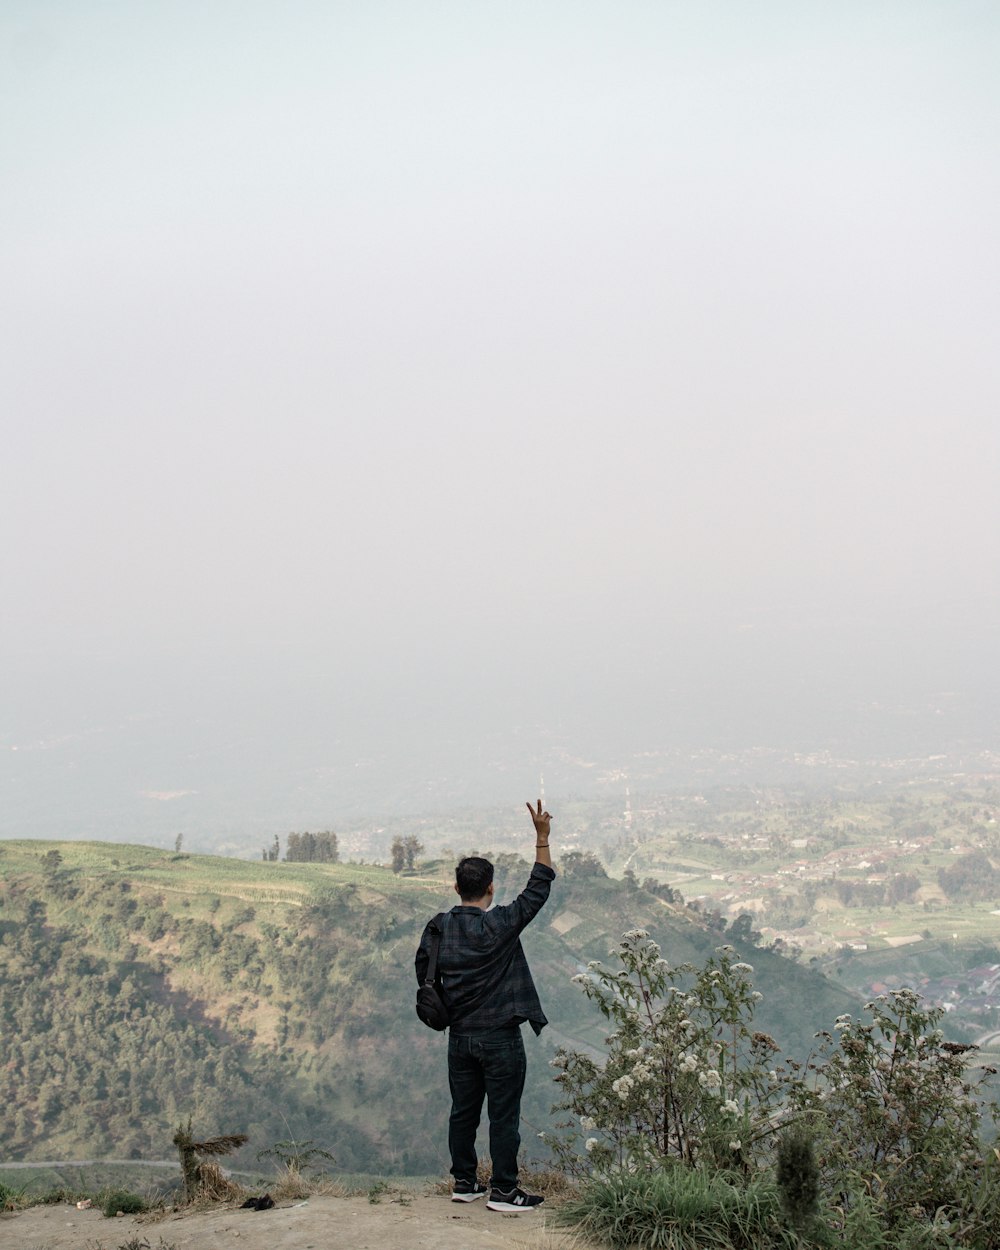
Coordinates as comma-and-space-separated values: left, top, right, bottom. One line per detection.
261, 831, 339, 863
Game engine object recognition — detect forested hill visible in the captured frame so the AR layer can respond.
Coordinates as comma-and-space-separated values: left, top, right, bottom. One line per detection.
0, 840, 857, 1174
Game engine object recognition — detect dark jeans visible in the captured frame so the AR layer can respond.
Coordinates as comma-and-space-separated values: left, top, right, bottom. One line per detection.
447, 1026, 526, 1192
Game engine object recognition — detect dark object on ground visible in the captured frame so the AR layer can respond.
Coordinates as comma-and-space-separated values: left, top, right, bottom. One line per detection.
240, 1193, 275, 1210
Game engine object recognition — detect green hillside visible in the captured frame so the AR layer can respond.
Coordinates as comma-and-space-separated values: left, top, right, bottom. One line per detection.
0, 840, 857, 1175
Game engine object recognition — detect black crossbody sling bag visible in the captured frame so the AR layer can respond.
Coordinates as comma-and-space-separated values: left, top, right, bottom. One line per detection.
416, 912, 451, 1030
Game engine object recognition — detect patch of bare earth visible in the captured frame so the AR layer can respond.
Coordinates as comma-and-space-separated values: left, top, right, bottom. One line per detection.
0, 1193, 585, 1250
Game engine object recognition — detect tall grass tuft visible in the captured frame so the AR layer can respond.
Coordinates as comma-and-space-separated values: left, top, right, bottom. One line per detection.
776, 1125, 820, 1232
554, 1167, 799, 1250
0, 1180, 28, 1212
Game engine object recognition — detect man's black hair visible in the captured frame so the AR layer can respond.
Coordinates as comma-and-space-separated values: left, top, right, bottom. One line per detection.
456, 856, 494, 902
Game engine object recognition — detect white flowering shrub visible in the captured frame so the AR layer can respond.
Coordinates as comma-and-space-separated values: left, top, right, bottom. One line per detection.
790, 989, 1000, 1237
550, 935, 1000, 1245
545, 931, 800, 1177
548, 933, 1000, 1248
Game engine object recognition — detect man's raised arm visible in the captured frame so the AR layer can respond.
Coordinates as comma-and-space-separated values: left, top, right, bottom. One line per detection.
526, 799, 552, 869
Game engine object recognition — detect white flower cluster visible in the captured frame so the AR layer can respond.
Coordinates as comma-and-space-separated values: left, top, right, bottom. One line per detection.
721, 1099, 739, 1115
571, 973, 593, 987
580, 1115, 596, 1130
585, 1137, 599, 1152
751, 991, 764, 1002
679, 1054, 699, 1074
834, 1013, 852, 1031
732, 962, 754, 974
611, 1074, 635, 1100
698, 1069, 722, 1093
729, 1139, 742, 1151
621, 928, 650, 942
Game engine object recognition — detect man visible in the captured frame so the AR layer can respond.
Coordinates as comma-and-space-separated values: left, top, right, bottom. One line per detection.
415, 800, 555, 1212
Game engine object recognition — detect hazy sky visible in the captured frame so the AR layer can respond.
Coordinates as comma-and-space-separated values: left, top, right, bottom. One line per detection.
2, 2, 999, 839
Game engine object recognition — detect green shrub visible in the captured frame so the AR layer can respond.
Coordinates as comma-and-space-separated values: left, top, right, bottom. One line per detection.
790, 991, 1000, 1235
546, 930, 1000, 1249
98, 1187, 147, 1217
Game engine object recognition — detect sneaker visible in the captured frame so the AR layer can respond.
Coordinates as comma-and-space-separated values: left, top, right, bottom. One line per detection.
486, 1186, 544, 1212
451, 1179, 488, 1202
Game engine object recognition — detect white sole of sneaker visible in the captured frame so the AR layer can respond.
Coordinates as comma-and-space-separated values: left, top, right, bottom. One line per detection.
486, 1202, 540, 1212
451, 1193, 485, 1202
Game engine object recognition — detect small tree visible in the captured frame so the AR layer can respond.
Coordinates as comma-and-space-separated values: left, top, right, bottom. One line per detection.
172, 1119, 248, 1201
257, 1138, 336, 1176
560, 851, 607, 879
41, 849, 63, 875
390, 837, 406, 873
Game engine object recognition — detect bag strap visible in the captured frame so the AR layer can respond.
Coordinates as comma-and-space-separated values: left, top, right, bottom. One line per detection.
423, 911, 448, 985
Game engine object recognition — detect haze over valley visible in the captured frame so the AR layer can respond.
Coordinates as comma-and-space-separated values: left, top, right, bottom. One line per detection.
3, 1, 998, 853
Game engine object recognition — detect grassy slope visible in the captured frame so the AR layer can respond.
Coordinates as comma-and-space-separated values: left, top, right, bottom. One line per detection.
0, 839, 856, 1175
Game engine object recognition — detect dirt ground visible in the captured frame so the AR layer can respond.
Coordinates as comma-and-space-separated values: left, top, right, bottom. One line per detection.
0, 1193, 585, 1250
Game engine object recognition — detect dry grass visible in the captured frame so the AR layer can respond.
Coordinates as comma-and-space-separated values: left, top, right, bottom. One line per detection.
194, 1161, 247, 1204
519, 1162, 578, 1205
267, 1165, 327, 1201
139, 1162, 249, 1221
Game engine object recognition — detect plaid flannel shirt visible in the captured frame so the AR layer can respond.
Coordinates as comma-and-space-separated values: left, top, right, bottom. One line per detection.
415, 861, 556, 1035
